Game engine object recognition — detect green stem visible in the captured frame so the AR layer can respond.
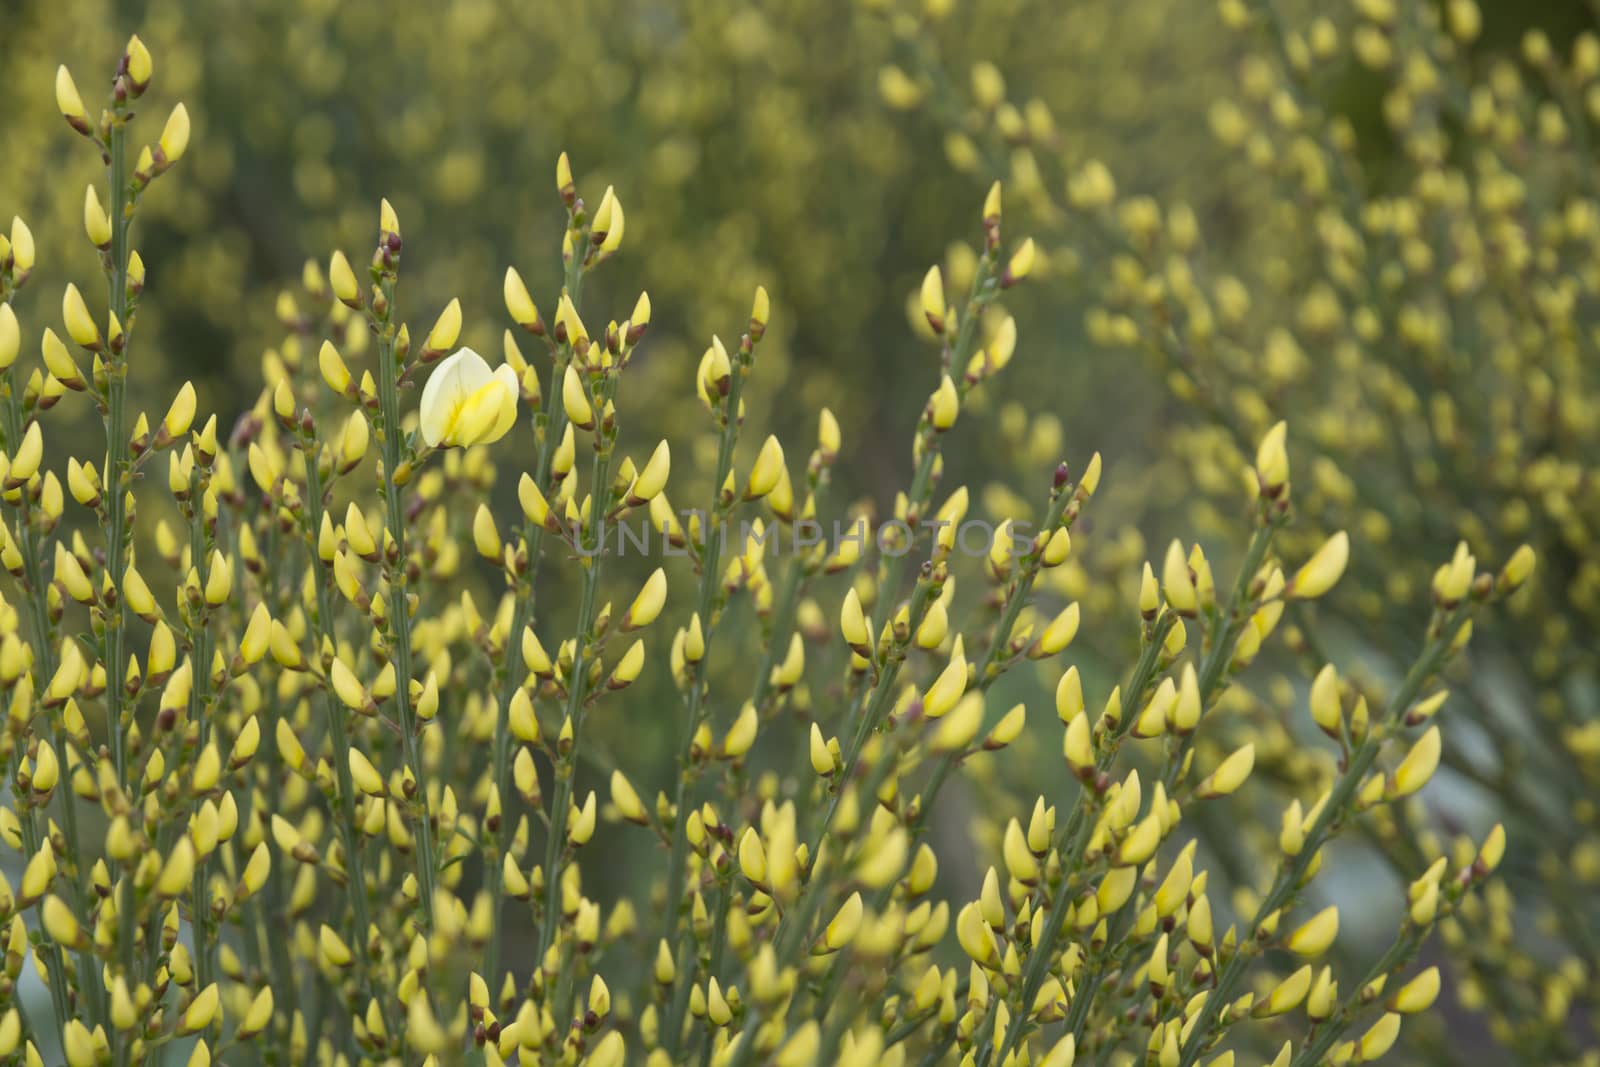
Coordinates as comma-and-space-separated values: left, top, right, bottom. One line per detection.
303, 452, 390, 1036
374, 283, 437, 926
482, 260, 582, 990
695, 883, 733, 1067
537, 360, 617, 963
483, 345, 568, 989
105, 121, 131, 784
103, 112, 138, 1067
660, 335, 752, 1054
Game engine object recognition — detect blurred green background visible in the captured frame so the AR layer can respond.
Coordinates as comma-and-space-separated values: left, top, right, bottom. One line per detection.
0, 0, 1231, 476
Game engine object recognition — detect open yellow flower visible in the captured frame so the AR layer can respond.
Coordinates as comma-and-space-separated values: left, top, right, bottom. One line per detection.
418, 346, 519, 448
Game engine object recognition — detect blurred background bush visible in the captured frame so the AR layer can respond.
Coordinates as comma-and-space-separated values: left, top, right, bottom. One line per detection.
3, 0, 1595, 1062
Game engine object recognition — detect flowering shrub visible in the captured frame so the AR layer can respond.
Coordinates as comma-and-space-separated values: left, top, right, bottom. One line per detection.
876, 0, 1600, 1062
0, 32, 1544, 1067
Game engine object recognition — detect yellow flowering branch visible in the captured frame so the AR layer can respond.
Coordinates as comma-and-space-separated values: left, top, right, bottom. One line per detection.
660, 300, 766, 1055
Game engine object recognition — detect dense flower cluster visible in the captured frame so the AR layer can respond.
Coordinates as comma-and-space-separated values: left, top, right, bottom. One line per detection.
881, 0, 1600, 1062
0, 27, 1555, 1067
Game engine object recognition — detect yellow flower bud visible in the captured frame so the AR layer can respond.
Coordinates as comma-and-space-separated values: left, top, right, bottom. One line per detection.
738, 827, 768, 888
30, 739, 60, 794
923, 649, 968, 718
1055, 666, 1084, 724
593, 186, 624, 252
1255, 420, 1288, 492
84, 185, 112, 248
921, 266, 947, 333
1432, 542, 1476, 604
472, 504, 501, 560
1286, 906, 1339, 957
1040, 1034, 1077, 1067
56, 65, 88, 128
1172, 664, 1201, 732
318, 341, 353, 396
610, 770, 647, 824
1003, 819, 1039, 884
930, 374, 959, 430
1196, 744, 1254, 799
1063, 711, 1093, 770
628, 440, 670, 504
956, 901, 997, 964
62, 284, 100, 349
1309, 664, 1342, 736
1264, 965, 1312, 1016
204, 549, 230, 606
1389, 967, 1439, 1014
8, 218, 34, 275
503, 267, 540, 330
623, 568, 667, 630
329, 658, 370, 713
1477, 824, 1506, 873
562, 365, 594, 429
157, 837, 196, 897
63, 1020, 96, 1067
0, 305, 17, 370
818, 408, 841, 460
319, 924, 353, 968
1290, 531, 1349, 599
823, 892, 864, 951
1358, 1013, 1401, 1061
349, 749, 385, 796
1004, 238, 1036, 284
840, 588, 871, 656
1500, 544, 1536, 590
192, 742, 221, 792
984, 180, 1003, 222
776, 1023, 820, 1067
723, 701, 758, 758
125, 35, 153, 91
20, 842, 56, 903
932, 691, 985, 752
268, 619, 303, 670
237, 986, 274, 1039
808, 724, 837, 776
329, 251, 359, 305
746, 435, 785, 500
1117, 813, 1161, 866
1388, 726, 1441, 798
108, 977, 137, 1032
566, 790, 597, 846
231, 843, 271, 903
607, 639, 645, 689
1028, 600, 1079, 656
220, 722, 258, 780
1410, 878, 1438, 926
159, 104, 192, 164
1162, 540, 1197, 614
986, 702, 1026, 748
517, 475, 556, 533
53, 543, 92, 604
41, 894, 81, 948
